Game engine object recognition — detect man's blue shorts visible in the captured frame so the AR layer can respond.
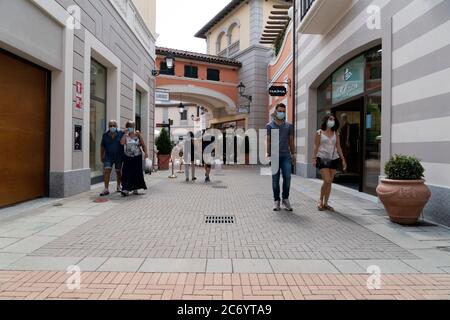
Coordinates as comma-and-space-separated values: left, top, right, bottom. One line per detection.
104, 157, 123, 171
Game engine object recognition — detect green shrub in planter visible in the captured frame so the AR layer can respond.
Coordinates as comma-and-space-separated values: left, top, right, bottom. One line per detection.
384, 154, 425, 180
155, 129, 173, 155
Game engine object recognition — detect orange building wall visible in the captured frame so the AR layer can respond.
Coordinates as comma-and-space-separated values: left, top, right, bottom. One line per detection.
155, 57, 239, 104
267, 27, 294, 124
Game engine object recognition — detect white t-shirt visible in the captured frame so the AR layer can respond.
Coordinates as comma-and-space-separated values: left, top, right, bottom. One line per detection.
317, 130, 340, 160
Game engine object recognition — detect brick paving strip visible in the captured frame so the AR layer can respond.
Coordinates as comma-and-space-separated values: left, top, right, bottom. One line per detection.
0, 271, 449, 300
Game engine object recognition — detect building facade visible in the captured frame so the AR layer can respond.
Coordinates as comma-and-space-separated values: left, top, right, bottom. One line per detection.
295, 0, 450, 226
0, 0, 156, 207
267, 22, 294, 124
196, 0, 292, 131
154, 47, 242, 142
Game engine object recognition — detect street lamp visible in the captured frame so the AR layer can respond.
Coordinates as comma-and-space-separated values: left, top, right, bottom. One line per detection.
237, 82, 252, 103
178, 102, 185, 114
152, 53, 175, 77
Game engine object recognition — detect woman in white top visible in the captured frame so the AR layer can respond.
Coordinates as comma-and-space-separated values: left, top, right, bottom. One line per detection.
120, 121, 148, 196
312, 114, 347, 211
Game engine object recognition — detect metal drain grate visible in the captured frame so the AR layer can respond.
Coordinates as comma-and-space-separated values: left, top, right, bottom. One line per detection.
205, 216, 235, 224
212, 185, 228, 189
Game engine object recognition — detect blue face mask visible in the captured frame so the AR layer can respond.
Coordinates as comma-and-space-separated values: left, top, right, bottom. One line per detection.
110, 127, 117, 133
128, 128, 134, 133
276, 112, 286, 120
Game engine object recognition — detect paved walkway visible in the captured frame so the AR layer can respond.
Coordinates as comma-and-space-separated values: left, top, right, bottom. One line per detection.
1, 166, 450, 300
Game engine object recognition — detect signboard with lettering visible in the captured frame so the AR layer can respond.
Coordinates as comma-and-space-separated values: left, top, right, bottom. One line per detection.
74, 81, 83, 109
156, 90, 170, 102
269, 86, 287, 97
332, 55, 365, 104
238, 106, 250, 114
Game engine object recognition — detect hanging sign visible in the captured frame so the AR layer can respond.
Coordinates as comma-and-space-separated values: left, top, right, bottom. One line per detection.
269, 86, 287, 97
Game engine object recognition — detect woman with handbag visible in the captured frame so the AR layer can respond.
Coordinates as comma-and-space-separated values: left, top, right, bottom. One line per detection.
120, 121, 148, 196
312, 114, 347, 211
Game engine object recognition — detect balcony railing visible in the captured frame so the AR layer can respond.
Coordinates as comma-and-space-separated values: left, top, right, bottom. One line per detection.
218, 41, 240, 58
228, 40, 240, 56
300, 0, 316, 20
297, 0, 353, 34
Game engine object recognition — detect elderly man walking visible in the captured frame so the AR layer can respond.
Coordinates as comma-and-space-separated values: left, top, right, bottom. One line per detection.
100, 120, 124, 196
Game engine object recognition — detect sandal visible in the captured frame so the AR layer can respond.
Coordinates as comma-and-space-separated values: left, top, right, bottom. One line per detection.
324, 205, 335, 212
317, 203, 325, 211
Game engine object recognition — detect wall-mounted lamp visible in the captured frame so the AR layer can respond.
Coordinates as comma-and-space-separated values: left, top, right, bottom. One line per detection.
152, 53, 175, 77
178, 102, 185, 114
237, 82, 252, 103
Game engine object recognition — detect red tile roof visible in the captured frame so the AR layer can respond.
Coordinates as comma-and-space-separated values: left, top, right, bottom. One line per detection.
156, 47, 242, 67
194, 0, 245, 39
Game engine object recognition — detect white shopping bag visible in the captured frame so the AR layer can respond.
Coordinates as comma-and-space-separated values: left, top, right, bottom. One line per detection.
144, 158, 152, 174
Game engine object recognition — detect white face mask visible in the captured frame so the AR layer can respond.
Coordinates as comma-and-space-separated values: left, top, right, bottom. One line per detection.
327, 120, 335, 128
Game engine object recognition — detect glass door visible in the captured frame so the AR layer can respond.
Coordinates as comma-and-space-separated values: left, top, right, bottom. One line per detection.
332, 97, 363, 191
363, 91, 382, 195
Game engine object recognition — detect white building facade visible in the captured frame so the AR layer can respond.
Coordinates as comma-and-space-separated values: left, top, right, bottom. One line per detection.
0, 0, 157, 207
295, 0, 450, 226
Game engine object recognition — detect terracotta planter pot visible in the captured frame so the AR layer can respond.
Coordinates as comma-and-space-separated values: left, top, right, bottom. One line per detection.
376, 179, 431, 225
157, 154, 171, 171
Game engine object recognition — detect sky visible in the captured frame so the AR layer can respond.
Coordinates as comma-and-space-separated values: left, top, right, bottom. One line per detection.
156, 0, 231, 54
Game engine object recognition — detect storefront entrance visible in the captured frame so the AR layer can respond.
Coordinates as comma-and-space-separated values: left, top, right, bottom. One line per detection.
317, 46, 382, 195
0, 50, 49, 207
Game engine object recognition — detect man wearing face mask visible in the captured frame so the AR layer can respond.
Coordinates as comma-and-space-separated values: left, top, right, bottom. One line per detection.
266, 103, 296, 212
100, 120, 125, 196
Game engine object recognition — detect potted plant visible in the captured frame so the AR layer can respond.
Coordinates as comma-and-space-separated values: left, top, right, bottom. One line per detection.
376, 154, 431, 225
155, 129, 173, 170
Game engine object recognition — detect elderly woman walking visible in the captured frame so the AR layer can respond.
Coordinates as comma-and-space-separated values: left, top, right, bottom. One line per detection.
120, 121, 148, 196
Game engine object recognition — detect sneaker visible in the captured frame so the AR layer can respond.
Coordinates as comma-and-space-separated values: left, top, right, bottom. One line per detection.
282, 199, 293, 211
205, 176, 211, 183
121, 190, 130, 197
100, 189, 110, 197
273, 201, 281, 211
116, 186, 122, 193
192, 177, 197, 181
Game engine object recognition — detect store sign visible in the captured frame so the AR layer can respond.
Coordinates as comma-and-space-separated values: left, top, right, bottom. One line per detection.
156, 90, 170, 102
238, 106, 250, 114
74, 81, 83, 109
332, 55, 365, 104
269, 86, 287, 97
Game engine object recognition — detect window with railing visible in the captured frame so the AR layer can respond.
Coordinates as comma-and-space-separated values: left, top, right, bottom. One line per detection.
301, 0, 315, 20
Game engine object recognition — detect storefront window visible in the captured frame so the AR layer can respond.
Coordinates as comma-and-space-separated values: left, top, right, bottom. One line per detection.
365, 47, 382, 91
316, 46, 382, 195
90, 60, 107, 180
135, 90, 142, 132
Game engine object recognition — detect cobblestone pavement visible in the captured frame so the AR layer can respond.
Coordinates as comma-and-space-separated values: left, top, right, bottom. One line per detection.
1, 271, 449, 300
1, 166, 450, 300
30, 167, 414, 260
